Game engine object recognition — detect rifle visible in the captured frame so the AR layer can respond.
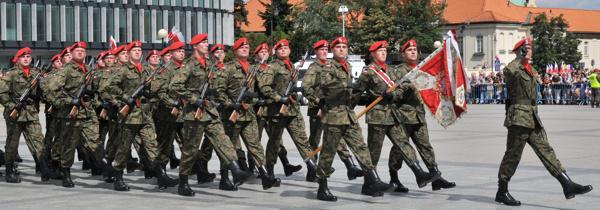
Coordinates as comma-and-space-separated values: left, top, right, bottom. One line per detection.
69, 58, 97, 118
229, 57, 267, 123
192, 62, 217, 121
279, 51, 309, 115
118, 63, 166, 118
9, 60, 42, 119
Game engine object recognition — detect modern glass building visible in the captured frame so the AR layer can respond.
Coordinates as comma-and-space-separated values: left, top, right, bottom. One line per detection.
0, 0, 234, 66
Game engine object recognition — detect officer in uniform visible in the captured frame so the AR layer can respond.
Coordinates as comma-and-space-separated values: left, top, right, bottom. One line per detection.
495, 38, 593, 206
169, 34, 251, 196
314, 37, 391, 201
302, 40, 363, 180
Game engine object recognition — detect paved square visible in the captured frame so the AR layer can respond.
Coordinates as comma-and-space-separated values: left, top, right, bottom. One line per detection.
0, 105, 598, 209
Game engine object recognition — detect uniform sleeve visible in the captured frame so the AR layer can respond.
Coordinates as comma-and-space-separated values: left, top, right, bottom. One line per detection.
302, 64, 319, 105
257, 65, 282, 102
157, 69, 177, 107
169, 66, 193, 103
104, 66, 126, 105
0, 72, 15, 109
214, 65, 233, 106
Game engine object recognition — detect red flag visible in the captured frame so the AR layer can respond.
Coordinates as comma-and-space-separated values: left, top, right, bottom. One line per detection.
109, 36, 117, 51
167, 27, 185, 43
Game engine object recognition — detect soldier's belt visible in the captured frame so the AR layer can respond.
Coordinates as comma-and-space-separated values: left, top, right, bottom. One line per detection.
513, 99, 536, 106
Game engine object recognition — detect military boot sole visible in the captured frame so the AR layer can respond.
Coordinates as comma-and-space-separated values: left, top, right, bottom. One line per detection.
565, 185, 593, 199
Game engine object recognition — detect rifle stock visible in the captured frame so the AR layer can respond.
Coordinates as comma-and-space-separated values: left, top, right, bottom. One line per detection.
99, 108, 108, 119
69, 105, 79, 118
194, 107, 203, 120
228, 102, 250, 123
119, 104, 130, 118
9, 109, 18, 119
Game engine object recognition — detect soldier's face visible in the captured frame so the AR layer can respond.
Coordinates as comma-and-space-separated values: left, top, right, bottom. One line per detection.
276, 46, 291, 58
72, 48, 86, 62
194, 40, 209, 55
172, 49, 186, 62
315, 47, 328, 61
235, 45, 249, 59
402, 47, 418, 64
372, 48, 387, 63
97, 60, 106, 68
257, 49, 270, 62
129, 47, 143, 62
332, 44, 348, 59
104, 55, 116, 66
214, 50, 226, 62
118, 51, 129, 63
18, 54, 32, 67
52, 60, 63, 69
162, 53, 172, 63
148, 55, 161, 66
62, 52, 72, 63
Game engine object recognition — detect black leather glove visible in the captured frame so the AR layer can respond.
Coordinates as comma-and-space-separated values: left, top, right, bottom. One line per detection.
15, 102, 25, 110
242, 91, 258, 101
279, 96, 289, 105
255, 99, 266, 106
194, 99, 205, 108
382, 89, 394, 101
100, 101, 111, 109
72, 98, 81, 106
126, 97, 135, 107
232, 102, 242, 111
170, 99, 180, 108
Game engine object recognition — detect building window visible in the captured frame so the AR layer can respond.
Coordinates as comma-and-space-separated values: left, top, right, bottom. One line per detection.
132, 9, 140, 40
476, 35, 484, 54
187, 0, 193, 6
119, 8, 127, 42
199, 0, 205, 7
156, 10, 163, 32
22, 4, 32, 41
107, 8, 115, 40
52, 5, 60, 41
6, 3, 17, 40
584, 42, 589, 57
80, 7, 89, 41
144, 10, 151, 42
203, 12, 208, 33
93, 7, 101, 42
175, 0, 182, 6
180, 11, 186, 39
36, 5, 46, 41
66, 6, 75, 41
191, 11, 197, 36
168, 10, 175, 30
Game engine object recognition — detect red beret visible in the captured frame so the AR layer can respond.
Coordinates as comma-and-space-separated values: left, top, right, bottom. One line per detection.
12, 47, 32, 63
96, 51, 108, 60
401, 39, 417, 52
233, 37, 249, 51
168, 41, 186, 52
112, 45, 127, 55
159, 46, 170, 56
369, 41, 388, 52
71, 41, 87, 50
254, 43, 270, 55
146, 50, 159, 61
312, 40, 329, 50
330, 37, 348, 49
512, 37, 532, 52
51, 54, 62, 62
126, 41, 143, 51
211, 44, 225, 53
274, 39, 289, 51
190, 34, 208, 45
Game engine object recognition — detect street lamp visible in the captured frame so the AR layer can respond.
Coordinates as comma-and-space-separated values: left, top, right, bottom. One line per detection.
338, 5, 348, 37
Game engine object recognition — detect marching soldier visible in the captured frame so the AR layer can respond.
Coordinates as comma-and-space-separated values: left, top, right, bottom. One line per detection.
104, 41, 179, 191
314, 37, 391, 201
256, 39, 317, 181
358, 40, 440, 192
387, 39, 456, 192
41, 53, 64, 175
214, 37, 279, 190
302, 40, 364, 181
0, 47, 55, 183
169, 34, 251, 196
495, 38, 593, 206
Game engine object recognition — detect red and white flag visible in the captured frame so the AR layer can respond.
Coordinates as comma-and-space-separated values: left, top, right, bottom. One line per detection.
403, 31, 467, 127
109, 36, 118, 51
166, 27, 184, 43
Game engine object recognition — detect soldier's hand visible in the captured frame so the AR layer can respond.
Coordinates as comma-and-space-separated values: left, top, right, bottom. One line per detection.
72, 98, 81, 106
382, 89, 394, 100
170, 99, 180, 108
101, 101, 111, 109
15, 102, 25, 110
232, 102, 243, 112
279, 96, 290, 105
242, 91, 258, 101
126, 97, 136, 107
194, 99, 205, 108
255, 99, 266, 106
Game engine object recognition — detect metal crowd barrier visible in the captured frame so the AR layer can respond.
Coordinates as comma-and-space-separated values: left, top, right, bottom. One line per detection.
466, 83, 591, 105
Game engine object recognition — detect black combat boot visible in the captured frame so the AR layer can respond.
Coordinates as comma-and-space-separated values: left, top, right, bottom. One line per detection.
113, 170, 130, 191
219, 169, 237, 191
5, 164, 21, 183
169, 149, 180, 169
342, 158, 364, 180
248, 153, 258, 176
429, 166, 456, 191
362, 170, 392, 197
278, 148, 302, 176
409, 163, 440, 188
257, 166, 278, 190
305, 159, 317, 182
555, 172, 593, 199
50, 160, 63, 180
236, 149, 249, 172
495, 181, 520, 206
389, 169, 409, 193
228, 161, 252, 186
317, 178, 337, 201
38, 156, 59, 182
152, 161, 178, 189
15, 153, 23, 163
126, 153, 139, 173
61, 167, 75, 188
266, 164, 281, 187
178, 174, 195, 196
195, 159, 216, 183
103, 160, 115, 183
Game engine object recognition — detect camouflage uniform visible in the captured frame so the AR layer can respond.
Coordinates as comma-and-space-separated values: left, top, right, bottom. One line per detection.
40, 67, 64, 163
498, 59, 564, 182
168, 57, 238, 176
153, 62, 184, 166
98, 64, 125, 163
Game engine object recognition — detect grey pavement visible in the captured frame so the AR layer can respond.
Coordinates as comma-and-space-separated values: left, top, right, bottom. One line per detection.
0, 105, 598, 210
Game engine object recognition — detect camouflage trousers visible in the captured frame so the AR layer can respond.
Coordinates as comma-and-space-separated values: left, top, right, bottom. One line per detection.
179, 120, 237, 176
317, 123, 375, 178
4, 120, 45, 164
104, 120, 120, 162
308, 116, 353, 160
223, 119, 266, 167
498, 126, 565, 182
112, 123, 158, 171
265, 115, 313, 166
367, 124, 418, 168
59, 117, 100, 168
43, 113, 58, 160
155, 121, 183, 165
388, 123, 437, 171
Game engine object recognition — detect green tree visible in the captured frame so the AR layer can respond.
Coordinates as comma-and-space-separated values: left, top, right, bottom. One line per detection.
531, 13, 582, 73
259, 0, 294, 37
233, 0, 249, 38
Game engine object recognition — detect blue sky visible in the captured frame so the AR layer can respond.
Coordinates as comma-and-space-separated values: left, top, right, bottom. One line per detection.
535, 0, 600, 10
